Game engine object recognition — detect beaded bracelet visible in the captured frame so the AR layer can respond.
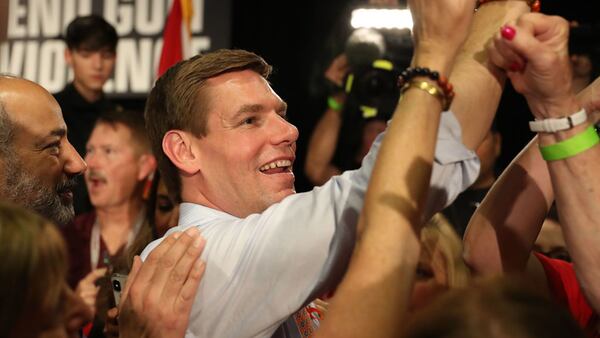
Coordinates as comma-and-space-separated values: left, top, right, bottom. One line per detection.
397, 67, 454, 111
539, 125, 600, 161
400, 80, 447, 110
477, 0, 541, 12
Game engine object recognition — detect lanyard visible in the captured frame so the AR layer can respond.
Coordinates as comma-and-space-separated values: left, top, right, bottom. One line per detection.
90, 209, 145, 269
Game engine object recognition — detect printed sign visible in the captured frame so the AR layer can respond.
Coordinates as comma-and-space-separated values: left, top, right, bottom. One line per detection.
0, 0, 231, 97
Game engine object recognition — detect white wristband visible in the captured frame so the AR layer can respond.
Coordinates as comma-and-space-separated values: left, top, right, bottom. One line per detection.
529, 109, 588, 133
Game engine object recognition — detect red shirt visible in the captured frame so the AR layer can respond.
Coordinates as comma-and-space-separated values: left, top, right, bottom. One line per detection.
61, 211, 123, 289
535, 252, 599, 337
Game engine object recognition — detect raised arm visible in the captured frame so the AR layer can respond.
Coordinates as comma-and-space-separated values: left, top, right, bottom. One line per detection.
463, 136, 554, 275
549, 107, 600, 315
314, 0, 475, 336
462, 80, 599, 277
304, 92, 345, 185
465, 12, 600, 314
449, 1, 530, 150
463, 12, 572, 276
305, 54, 350, 185
500, 14, 600, 313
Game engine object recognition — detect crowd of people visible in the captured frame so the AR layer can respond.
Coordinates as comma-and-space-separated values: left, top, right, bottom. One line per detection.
0, 0, 599, 337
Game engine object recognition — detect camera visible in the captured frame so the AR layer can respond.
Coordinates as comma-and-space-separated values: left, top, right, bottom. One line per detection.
111, 273, 128, 306
112, 279, 122, 292
330, 27, 413, 171
344, 59, 401, 121
342, 27, 412, 122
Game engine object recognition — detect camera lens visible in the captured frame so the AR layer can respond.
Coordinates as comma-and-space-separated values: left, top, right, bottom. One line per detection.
113, 280, 121, 291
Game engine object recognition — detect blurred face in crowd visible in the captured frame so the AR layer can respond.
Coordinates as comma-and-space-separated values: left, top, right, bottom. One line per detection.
85, 122, 151, 209
65, 47, 116, 96
408, 219, 469, 314
0, 78, 87, 225
408, 244, 450, 312
189, 69, 299, 217
154, 178, 180, 237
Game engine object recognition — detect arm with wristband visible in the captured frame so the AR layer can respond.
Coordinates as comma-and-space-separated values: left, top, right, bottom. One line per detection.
305, 56, 347, 186
484, 11, 600, 314
314, 0, 475, 336
304, 93, 345, 185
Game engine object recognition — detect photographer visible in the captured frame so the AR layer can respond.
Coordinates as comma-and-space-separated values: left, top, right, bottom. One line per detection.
305, 0, 415, 186
305, 29, 412, 185
305, 58, 399, 185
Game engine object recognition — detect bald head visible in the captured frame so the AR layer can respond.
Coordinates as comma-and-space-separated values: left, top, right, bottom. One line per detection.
0, 75, 62, 148
0, 75, 63, 126
0, 75, 87, 225
0, 75, 67, 165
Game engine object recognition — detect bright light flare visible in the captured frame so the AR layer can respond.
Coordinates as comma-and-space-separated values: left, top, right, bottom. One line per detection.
351, 8, 413, 30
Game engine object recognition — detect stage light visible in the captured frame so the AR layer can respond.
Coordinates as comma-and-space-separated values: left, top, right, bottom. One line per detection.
350, 8, 412, 30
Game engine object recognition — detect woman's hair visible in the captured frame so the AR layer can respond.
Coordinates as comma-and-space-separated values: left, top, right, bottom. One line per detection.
123, 170, 166, 271
421, 213, 471, 289
107, 171, 166, 277
0, 202, 68, 337
96, 172, 169, 323
404, 275, 586, 338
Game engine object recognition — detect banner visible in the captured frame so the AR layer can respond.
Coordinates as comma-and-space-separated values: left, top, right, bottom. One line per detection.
0, 0, 231, 97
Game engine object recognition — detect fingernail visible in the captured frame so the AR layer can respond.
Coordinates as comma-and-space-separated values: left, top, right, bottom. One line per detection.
501, 25, 516, 40
509, 61, 522, 71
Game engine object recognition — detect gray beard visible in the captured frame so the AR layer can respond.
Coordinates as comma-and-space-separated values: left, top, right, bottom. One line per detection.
0, 156, 76, 226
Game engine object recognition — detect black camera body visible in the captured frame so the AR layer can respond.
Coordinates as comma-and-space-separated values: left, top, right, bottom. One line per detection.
343, 59, 402, 122
342, 27, 412, 122
332, 28, 413, 171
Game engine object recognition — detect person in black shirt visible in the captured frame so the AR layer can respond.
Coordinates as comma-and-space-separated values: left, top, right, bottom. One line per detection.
54, 15, 119, 216
442, 122, 502, 237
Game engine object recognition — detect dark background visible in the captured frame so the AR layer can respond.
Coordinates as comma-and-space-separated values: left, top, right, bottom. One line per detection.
121, 0, 600, 193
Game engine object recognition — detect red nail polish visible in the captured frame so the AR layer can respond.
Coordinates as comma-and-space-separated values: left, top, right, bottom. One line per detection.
501, 25, 516, 40
509, 61, 522, 72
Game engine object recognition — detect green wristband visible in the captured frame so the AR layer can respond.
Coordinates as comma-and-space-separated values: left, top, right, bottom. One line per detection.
327, 96, 343, 112
539, 125, 600, 161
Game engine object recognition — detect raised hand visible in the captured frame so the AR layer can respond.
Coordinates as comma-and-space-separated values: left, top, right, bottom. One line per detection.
324, 54, 350, 87
75, 267, 107, 316
488, 13, 578, 118
408, 0, 475, 70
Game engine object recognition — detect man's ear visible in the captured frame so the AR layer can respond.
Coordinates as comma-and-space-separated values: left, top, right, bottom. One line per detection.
64, 48, 73, 66
136, 153, 157, 181
162, 130, 201, 175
